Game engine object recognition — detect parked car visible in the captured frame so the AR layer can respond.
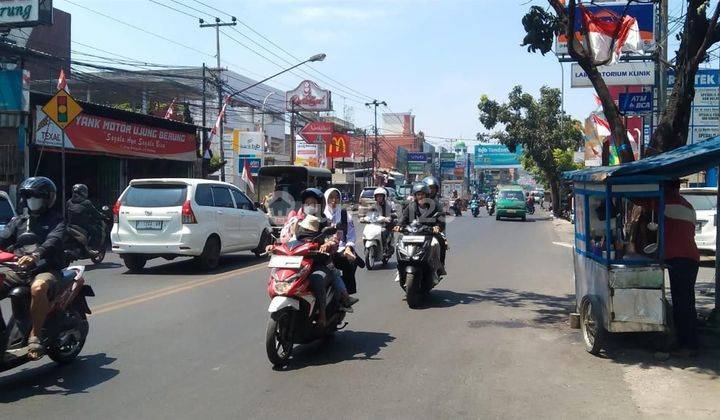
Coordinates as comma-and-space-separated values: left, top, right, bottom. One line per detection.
358, 186, 397, 217
0, 191, 16, 232
680, 187, 717, 254
111, 179, 273, 272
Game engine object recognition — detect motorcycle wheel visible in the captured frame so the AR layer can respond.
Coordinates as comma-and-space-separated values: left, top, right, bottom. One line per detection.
365, 245, 377, 271
91, 246, 107, 264
266, 311, 293, 367
47, 309, 88, 365
405, 272, 421, 309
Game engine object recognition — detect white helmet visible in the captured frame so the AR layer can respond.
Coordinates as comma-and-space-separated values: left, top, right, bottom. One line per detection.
373, 187, 387, 198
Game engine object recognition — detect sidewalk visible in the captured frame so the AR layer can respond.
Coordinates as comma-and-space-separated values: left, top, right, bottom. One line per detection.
552, 217, 720, 418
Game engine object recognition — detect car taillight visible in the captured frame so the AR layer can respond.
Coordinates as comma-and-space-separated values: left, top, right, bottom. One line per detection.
112, 200, 121, 223
182, 200, 197, 224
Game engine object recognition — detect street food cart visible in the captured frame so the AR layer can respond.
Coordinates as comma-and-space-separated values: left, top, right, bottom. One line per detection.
566, 137, 720, 355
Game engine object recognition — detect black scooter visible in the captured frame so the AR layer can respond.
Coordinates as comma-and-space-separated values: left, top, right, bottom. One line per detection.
0, 232, 94, 373
395, 221, 443, 308
66, 206, 112, 264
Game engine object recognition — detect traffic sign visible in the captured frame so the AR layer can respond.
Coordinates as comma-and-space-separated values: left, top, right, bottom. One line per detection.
619, 92, 653, 115
42, 90, 82, 130
300, 121, 333, 144
407, 152, 427, 162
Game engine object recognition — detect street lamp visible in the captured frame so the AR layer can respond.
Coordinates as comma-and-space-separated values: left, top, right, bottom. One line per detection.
226, 53, 326, 100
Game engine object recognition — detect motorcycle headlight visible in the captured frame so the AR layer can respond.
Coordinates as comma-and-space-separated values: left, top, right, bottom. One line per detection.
273, 281, 292, 294
412, 248, 426, 260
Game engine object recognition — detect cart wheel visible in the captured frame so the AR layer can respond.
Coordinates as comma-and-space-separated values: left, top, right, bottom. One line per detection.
580, 296, 606, 355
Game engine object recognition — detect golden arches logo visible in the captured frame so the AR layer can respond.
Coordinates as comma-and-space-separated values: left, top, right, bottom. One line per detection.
328, 135, 347, 155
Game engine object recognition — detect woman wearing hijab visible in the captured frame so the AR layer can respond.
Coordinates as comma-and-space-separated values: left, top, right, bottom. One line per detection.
324, 188, 362, 296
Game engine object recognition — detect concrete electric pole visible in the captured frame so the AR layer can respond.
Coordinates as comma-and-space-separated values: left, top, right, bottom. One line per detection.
365, 99, 386, 182
200, 17, 237, 182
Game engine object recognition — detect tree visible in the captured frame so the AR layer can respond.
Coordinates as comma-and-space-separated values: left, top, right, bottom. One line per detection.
478, 86, 583, 215
521, 0, 720, 159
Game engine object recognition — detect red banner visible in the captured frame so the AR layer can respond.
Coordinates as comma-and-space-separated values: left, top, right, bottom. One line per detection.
326, 133, 351, 158
34, 106, 197, 161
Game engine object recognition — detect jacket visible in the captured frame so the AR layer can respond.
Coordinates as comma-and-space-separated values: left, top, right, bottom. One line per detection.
66, 196, 104, 228
0, 210, 67, 270
399, 200, 445, 232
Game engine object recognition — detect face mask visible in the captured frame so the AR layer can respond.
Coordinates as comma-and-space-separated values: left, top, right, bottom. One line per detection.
27, 198, 44, 212
303, 204, 318, 215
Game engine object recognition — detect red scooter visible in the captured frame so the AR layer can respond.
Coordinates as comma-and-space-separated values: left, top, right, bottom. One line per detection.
265, 226, 347, 367
0, 233, 93, 373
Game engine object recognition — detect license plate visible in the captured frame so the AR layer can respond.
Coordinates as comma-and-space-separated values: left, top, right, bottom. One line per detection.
268, 255, 303, 268
136, 220, 163, 230
507, 209, 515, 213
402, 235, 425, 243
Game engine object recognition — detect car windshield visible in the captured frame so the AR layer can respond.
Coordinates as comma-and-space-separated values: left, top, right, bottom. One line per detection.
682, 193, 716, 211
123, 184, 188, 207
499, 190, 524, 201
360, 189, 376, 199
0, 198, 13, 224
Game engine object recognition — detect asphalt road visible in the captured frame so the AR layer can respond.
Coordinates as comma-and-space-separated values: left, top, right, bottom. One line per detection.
0, 210, 677, 418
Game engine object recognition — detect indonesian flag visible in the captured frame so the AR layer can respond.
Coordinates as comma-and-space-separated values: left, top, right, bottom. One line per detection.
581, 6, 642, 64
207, 98, 228, 147
164, 98, 176, 119
591, 114, 611, 137
57, 69, 68, 92
241, 159, 255, 193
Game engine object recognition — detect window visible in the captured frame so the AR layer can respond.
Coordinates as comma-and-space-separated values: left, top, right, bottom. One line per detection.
231, 188, 254, 210
0, 198, 14, 224
499, 190, 524, 201
211, 186, 235, 208
360, 189, 375, 199
123, 184, 187, 207
194, 184, 214, 206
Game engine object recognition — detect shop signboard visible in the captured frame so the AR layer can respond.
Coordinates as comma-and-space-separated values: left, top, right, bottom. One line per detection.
619, 92, 652, 115
237, 155, 261, 176
326, 132, 351, 158
556, 2, 654, 56
0, 0, 53, 29
407, 152, 428, 163
34, 106, 197, 161
233, 130, 263, 156
299, 121, 332, 144
0, 69, 23, 111
669, 69, 720, 144
286, 80, 332, 112
571, 62, 654, 87
474, 144, 523, 168
294, 140, 320, 167
440, 152, 455, 160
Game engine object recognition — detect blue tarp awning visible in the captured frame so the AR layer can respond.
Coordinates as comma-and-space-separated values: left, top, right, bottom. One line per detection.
565, 136, 720, 183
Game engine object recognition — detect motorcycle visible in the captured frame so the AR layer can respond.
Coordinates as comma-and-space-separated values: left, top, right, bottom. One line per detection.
0, 232, 93, 373
265, 226, 347, 368
361, 212, 394, 270
395, 220, 443, 309
66, 205, 112, 265
450, 199, 462, 216
526, 200, 535, 215
486, 197, 495, 216
470, 199, 480, 218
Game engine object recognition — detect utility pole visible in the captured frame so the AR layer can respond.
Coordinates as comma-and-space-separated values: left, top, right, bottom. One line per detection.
365, 99, 386, 182
655, 1, 669, 122
200, 17, 237, 182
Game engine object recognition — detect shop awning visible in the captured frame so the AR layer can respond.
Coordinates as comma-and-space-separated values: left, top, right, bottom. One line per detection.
565, 136, 720, 183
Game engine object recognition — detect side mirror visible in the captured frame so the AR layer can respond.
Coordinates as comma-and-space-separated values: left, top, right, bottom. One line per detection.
101, 205, 110, 212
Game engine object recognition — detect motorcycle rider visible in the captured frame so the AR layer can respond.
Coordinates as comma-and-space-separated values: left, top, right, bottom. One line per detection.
324, 188, 363, 296
0, 177, 66, 359
394, 183, 446, 279
66, 184, 105, 258
421, 176, 448, 265
372, 187, 396, 249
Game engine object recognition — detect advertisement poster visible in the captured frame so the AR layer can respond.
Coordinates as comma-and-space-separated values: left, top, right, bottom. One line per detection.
233, 130, 263, 156
34, 106, 197, 161
474, 144, 523, 168
294, 140, 320, 167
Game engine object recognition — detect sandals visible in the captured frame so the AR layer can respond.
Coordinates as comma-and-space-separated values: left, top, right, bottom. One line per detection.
27, 336, 45, 360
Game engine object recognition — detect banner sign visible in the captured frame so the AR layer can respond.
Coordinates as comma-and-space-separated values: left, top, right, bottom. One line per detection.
0, 69, 23, 111
407, 161, 424, 174
556, 2, 654, 56
294, 140, 320, 167
286, 80, 332, 112
233, 130, 263, 156
407, 152, 427, 162
668, 69, 720, 144
474, 144, 523, 168
0, 0, 53, 29
237, 155, 261, 176
440, 152, 455, 160
34, 106, 197, 161
571, 62, 654, 87
619, 92, 652, 114
300, 121, 333, 144
326, 133, 351, 158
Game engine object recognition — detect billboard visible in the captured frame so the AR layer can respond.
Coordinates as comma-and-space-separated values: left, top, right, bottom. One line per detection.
326, 133, 351, 158
233, 130, 263, 156
571, 62, 654, 87
474, 144, 523, 168
294, 140, 320, 167
237, 155, 261, 176
668, 69, 720, 144
556, 2, 654, 56
0, 0, 53, 29
286, 80, 331, 112
0, 69, 24, 111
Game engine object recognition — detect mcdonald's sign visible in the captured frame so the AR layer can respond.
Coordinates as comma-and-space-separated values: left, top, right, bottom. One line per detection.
326, 133, 351, 158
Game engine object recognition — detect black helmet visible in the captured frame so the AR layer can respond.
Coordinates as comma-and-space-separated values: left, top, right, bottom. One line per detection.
19, 176, 57, 213
411, 182, 429, 196
300, 188, 325, 207
72, 183, 89, 199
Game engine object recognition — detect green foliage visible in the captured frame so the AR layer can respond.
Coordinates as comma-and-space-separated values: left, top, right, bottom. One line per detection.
207, 155, 226, 174
521, 6, 560, 55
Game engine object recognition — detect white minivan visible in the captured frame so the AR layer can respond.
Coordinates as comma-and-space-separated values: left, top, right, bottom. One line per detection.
680, 187, 717, 254
111, 179, 272, 271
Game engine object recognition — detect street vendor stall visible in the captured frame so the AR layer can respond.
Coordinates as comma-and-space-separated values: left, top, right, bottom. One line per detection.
566, 137, 720, 355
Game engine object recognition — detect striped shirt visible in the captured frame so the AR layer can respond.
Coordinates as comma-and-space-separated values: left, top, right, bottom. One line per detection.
664, 193, 700, 262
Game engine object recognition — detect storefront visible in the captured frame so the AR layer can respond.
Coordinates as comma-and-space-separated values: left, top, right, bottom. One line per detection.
30, 92, 200, 207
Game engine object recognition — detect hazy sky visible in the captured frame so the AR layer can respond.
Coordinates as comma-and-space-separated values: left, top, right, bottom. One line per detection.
53, 0, 692, 148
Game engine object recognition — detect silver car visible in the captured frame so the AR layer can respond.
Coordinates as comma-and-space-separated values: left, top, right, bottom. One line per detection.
0, 191, 17, 232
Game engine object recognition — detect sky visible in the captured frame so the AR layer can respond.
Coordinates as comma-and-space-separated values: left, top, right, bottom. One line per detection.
52, 0, 692, 149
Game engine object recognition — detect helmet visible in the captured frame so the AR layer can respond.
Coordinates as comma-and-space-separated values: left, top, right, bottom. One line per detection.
19, 176, 57, 213
373, 187, 387, 198
422, 176, 439, 188
72, 183, 89, 199
300, 188, 325, 206
411, 182, 429, 196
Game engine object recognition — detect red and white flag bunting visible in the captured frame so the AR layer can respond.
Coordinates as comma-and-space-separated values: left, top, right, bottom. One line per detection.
591, 114, 611, 137
581, 6, 642, 64
209, 98, 229, 142
241, 159, 255, 193
164, 98, 177, 119
57, 69, 68, 92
